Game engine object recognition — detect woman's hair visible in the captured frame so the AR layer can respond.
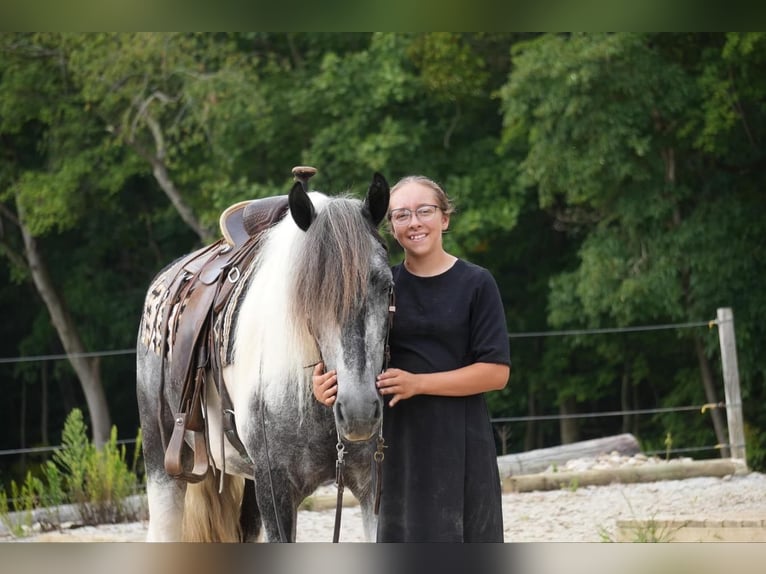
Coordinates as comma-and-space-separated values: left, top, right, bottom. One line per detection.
390, 175, 455, 216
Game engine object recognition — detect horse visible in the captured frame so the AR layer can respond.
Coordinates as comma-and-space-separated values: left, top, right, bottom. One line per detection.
136, 172, 392, 542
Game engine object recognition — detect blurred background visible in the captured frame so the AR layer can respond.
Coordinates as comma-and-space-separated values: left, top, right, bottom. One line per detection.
1, 33, 764, 488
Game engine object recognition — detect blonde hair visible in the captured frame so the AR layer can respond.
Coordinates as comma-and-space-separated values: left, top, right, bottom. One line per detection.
389, 175, 455, 216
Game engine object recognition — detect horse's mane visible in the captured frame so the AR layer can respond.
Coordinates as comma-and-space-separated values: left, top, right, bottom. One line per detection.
291, 195, 379, 338
229, 193, 381, 414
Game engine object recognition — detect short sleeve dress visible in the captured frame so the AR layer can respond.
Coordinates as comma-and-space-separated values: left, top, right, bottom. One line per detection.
376, 259, 511, 542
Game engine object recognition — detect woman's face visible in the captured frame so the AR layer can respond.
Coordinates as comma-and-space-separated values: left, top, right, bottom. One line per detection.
388, 182, 449, 257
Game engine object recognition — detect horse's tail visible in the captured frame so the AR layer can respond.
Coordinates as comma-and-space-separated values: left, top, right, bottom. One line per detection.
182, 470, 245, 542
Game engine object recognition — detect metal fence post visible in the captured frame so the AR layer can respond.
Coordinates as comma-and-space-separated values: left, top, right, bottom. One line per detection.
716, 307, 747, 462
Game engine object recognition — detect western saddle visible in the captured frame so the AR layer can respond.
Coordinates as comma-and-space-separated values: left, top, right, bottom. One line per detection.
161, 167, 316, 482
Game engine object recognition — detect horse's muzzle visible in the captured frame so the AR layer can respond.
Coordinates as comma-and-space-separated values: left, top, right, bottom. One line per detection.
334, 397, 382, 441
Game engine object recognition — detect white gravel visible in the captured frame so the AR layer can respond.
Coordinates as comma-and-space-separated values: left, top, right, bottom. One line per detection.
4, 456, 766, 543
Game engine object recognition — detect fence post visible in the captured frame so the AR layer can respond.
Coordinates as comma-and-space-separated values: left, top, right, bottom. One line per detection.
716, 307, 747, 462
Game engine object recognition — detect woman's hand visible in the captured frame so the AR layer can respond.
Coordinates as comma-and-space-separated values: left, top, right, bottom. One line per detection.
312, 362, 337, 407
376, 368, 420, 407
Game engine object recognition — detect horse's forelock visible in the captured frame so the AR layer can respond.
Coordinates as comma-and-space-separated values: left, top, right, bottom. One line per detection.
291, 197, 375, 334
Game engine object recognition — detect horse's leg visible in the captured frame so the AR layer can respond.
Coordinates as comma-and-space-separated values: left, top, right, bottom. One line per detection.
252, 466, 299, 542
145, 474, 186, 541
346, 443, 379, 542
358, 491, 378, 542
137, 346, 187, 542
239, 478, 262, 542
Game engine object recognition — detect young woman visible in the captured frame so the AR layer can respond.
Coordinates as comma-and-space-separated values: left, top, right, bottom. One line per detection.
312, 175, 510, 542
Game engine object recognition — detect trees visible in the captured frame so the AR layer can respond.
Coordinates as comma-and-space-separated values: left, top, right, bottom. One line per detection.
499, 33, 766, 459
1, 33, 765, 476
1, 33, 117, 445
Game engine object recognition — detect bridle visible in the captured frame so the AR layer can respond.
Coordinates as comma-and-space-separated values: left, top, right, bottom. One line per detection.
331, 284, 395, 542
261, 167, 397, 542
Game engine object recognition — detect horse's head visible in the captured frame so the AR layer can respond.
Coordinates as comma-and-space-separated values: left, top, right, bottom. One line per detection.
290, 173, 391, 441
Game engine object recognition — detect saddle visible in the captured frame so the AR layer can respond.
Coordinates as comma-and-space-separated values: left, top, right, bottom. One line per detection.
161, 194, 290, 482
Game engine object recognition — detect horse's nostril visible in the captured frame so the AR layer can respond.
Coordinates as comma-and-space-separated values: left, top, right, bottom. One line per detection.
372, 400, 381, 420
336, 401, 346, 424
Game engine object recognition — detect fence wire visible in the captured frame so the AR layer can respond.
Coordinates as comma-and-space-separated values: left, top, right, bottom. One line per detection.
0, 319, 721, 365
0, 316, 732, 461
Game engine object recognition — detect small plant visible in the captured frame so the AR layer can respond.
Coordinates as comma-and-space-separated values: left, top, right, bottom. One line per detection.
0, 472, 42, 537
0, 408, 144, 537
629, 517, 683, 543
51, 409, 142, 525
597, 524, 614, 542
597, 490, 683, 543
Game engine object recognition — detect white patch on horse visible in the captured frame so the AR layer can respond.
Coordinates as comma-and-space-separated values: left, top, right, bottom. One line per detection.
228, 192, 330, 418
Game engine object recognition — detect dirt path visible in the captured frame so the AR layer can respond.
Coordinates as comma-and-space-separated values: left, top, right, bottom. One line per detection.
5, 470, 765, 543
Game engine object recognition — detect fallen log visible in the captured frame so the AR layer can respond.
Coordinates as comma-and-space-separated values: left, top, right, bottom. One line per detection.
503, 458, 749, 493
497, 433, 641, 478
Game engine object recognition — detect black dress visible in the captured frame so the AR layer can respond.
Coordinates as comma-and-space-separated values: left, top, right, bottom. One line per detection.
376, 259, 511, 542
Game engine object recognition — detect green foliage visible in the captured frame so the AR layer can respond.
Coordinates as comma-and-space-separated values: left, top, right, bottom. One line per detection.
51, 409, 142, 525
497, 32, 766, 461
0, 409, 143, 537
0, 472, 43, 536
2, 33, 766, 477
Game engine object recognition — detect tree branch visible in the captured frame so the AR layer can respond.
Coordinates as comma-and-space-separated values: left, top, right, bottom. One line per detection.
126, 92, 215, 243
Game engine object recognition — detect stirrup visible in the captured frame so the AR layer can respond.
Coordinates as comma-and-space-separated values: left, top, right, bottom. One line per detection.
164, 412, 209, 483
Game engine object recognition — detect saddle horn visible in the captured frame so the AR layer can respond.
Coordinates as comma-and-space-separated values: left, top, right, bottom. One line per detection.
292, 165, 317, 193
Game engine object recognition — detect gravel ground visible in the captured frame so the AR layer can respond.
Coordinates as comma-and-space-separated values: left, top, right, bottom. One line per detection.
4, 456, 765, 543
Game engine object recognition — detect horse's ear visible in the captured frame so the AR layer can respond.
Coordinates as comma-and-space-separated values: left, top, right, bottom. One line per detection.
363, 172, 390, 227
288, 181, 316, 232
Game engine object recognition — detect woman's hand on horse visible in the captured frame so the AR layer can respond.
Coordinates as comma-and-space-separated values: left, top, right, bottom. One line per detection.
312, 362, 337, 407
376, 368, 420, 407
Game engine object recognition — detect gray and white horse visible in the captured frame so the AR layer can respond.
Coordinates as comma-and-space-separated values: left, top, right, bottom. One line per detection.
136, 173, 391, 542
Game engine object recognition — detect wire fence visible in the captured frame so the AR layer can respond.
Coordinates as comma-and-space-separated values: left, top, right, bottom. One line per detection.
0, 317, 734, 464
0, 317, 725, 366
0, 403, 735, 461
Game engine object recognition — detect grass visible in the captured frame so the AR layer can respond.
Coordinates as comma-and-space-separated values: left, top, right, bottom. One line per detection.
597, 490, 684, 542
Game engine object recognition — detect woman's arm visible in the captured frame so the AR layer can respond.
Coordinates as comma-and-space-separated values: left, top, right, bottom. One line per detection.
376, 362, 509, 407
313, 361, 509, 408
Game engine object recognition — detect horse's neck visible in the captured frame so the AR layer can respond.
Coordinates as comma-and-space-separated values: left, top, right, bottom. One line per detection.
228, 225, 316, 417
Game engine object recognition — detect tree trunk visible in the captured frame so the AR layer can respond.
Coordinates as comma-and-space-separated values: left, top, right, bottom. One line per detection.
20, 379, 27, 474
17, 200, 111, 446
130, 110, 214, 244
659, 140, 727, 457
620, 364, 632, 434
694, 335, 729, 457
41, 362, 49, 445
559, 395, 580, 444
497, 433, 641, 477
505, 457, 748, 493
148, 153, 214, 244
524, 389, 537, 451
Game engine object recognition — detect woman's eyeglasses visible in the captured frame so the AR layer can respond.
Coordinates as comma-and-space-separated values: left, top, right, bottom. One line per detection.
389, 204, 440, 226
